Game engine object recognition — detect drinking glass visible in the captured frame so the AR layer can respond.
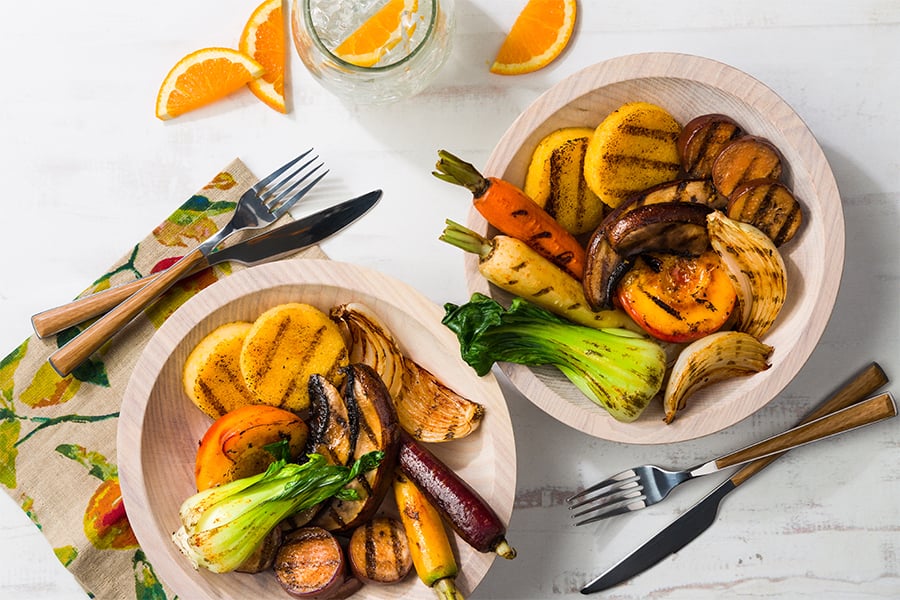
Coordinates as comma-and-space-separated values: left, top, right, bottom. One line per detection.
291, 0, 454, 104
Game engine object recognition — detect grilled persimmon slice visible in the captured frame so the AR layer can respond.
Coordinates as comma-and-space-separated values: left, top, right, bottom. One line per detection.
616, 250, 737, 343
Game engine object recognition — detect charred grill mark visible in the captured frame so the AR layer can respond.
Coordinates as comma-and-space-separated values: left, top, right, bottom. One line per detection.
253, 316, 291, 382
645, 290, 683, 320
276, 324, 327, 407
601, 153, 681, 172
620, 124, 680, 143
364, 521, 378, 579
196, 380, 227, 416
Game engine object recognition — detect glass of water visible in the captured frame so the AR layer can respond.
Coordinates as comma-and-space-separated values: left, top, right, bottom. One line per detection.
291, 0, 454, 104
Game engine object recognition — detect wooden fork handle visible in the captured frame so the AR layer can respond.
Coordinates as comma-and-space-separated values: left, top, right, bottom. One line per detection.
48, 248, 208, 376
32, 274, 165, 338
715, 391, 896, 470
729, 362, 890, 486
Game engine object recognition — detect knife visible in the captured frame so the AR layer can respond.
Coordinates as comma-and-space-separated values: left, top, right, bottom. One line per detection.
580, 362, 890, 594
32, 190, 381, 339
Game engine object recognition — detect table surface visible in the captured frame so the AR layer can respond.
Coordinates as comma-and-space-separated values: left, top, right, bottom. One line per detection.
2, 1, 898, 598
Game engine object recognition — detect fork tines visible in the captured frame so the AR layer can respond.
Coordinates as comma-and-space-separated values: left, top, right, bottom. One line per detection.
567, 471, 648, 526
259, 150, 329, 213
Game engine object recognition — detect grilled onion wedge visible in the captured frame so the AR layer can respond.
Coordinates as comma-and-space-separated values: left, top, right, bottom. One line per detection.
331, 302, 485, 442
707, 211, 788, 339
664, 331, 773, 423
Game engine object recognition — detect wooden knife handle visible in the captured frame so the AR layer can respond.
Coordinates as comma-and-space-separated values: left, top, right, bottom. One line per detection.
48, 248, 206, 376
716, 392, 896, 470
32, 274, 163, 338
730, 362, 889, 486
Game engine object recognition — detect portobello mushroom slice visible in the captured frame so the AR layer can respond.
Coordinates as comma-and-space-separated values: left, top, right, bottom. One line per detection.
606, 202, 713, 255
583, 231, 634, 310
603, 179, 726, 229
584, 202, 713, 310
313, 364, 400, 533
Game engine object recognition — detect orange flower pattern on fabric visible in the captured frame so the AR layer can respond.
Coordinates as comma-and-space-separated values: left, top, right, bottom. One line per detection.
0, 164, 253, 600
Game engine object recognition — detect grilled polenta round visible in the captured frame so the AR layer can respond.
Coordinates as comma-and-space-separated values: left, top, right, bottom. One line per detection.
524, 127, 607, 235
182, 321, 258, 419
240, 303, 348, 414
584, 102, 682, 208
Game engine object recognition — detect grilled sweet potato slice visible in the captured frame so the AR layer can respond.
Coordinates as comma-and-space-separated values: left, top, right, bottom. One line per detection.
711, 136, 783, 197
274, 527, 354, 599
677, 114, 744, 178
727, 179, 803, 246
347, 516, 412, 585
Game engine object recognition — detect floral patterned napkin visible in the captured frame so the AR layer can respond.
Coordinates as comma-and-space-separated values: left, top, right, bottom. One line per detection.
0, 159, 322, 599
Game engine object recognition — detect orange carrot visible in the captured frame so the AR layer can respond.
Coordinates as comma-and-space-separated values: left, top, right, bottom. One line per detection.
433, 149, 586, 280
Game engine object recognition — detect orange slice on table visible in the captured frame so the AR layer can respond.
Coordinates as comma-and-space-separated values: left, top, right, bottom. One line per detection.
490, 0, 576, 75
334, 0, 419, 68
155, 47, 264, 120
240, 0, 287, 113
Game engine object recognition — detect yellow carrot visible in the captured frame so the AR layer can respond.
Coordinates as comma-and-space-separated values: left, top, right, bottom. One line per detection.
440, 220, 637, 332
393, 471, 463, 600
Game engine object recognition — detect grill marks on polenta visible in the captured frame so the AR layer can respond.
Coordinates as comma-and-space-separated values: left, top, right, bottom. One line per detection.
584, 102, 683, 209
240, 303, 349, 414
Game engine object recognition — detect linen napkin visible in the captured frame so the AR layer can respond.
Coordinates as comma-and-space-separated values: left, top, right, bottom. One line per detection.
0, 159, 322, 599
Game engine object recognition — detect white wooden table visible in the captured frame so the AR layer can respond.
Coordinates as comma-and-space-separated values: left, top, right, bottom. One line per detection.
1, 1, 898, 598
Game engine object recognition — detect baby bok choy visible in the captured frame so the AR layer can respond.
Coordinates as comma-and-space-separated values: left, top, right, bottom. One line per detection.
443, 293, 666, 422
173, 450, 383, 573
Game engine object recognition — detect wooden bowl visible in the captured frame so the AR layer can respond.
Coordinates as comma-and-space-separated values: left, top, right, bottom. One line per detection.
465, 52, 843, 443
118, 259, 515, 599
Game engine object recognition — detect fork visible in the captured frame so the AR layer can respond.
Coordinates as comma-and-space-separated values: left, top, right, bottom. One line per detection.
568, 391, 897, 525
48, 151, 328, 376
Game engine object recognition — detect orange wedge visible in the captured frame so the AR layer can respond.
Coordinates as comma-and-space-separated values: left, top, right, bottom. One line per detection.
490, 0, 576, 75
240, 0, 287, 113
334, 0, 419, 68
155, 47, 264, 120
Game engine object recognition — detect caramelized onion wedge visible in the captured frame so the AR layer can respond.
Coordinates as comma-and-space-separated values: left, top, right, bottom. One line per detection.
707, 211, 787, 339
332, 303, 404, 399
333, 302, 485, 442
664, 331, 774, 423
398, 357, 485, 442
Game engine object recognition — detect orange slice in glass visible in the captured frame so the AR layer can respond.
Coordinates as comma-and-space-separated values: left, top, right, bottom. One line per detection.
155, 47, 264, 120
240, 0, 287, 113
490, 0, 576, 75
333, 0, 419, 68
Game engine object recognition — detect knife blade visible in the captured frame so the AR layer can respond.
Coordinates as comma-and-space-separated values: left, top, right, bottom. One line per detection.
581, 362, 889, 594
32, 190, 381, 339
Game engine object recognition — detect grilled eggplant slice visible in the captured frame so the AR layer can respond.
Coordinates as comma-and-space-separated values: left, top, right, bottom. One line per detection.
313, 364, 400, 533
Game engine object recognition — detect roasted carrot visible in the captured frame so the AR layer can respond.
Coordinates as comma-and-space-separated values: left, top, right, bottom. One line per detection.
440, 220, 636, 331
433, 150, 586, 280
393, 471, 463, 600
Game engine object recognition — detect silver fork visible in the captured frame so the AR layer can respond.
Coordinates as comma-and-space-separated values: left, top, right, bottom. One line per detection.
568, 391, 897, 525
48, 151, 328, 376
